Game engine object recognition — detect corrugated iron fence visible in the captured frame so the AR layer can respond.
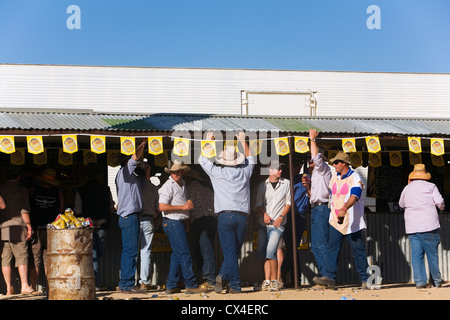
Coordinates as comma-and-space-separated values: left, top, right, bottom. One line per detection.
95, 212, 449, 290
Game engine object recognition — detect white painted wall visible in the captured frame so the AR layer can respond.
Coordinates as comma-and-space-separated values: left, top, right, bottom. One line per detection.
1, 64, 450, 118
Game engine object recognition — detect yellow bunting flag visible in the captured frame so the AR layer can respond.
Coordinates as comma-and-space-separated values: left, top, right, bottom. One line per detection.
27, 136, 44, 154
294, 137, 309, 153
121, 137, 135, 155
0, 136, 15, 154
11, 149, 25, 166
369, 152, 382, 167
409, 152, 422, 165
173, 138, 189, 157
201, 140, 216, 158
59, 149, 73, 166
408, 137, 421, 153
62, 135, 78, 154
342, 138, 356, 153
274, 138, 290, 156
327, 150, 339, 165
83, 150, 97, 165
155, 150, 169, 167
431, 155, 444, 167
366, 136, 381, 153
249, 140, 262, 156
33, 150, 47, 166
389, 151, 402, 167
91, 135, 106, 154
349, 152, 362, 168
107, 151, 121, 167
430, 138, 444, 156
148, 137, 164, 155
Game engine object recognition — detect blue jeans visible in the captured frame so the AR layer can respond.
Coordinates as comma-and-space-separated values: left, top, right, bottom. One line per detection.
310, 204, 330, 277
163, 218, 197, 289
217, 212, 248, 292
118, 213, 140, 291
257, 224, 284, 260
324, 227, 369, 283
191, 216, 217, 284
408, 229, 441, 287
93, 228, 107, 289
139, 216, 155, 285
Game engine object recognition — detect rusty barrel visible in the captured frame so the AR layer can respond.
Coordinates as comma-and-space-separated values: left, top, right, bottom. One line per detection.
47, 228, 96, 300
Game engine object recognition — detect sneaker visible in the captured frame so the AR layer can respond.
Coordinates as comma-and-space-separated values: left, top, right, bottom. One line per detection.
269, 280, 280, 291
262, 280, 271, 291
313, 276, 336, 289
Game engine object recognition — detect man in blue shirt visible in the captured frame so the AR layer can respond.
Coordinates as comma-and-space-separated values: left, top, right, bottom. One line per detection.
115, 139, 147, 294
198, 131, 255, 294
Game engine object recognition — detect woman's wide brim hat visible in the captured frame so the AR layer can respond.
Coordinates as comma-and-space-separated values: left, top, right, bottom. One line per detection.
409, 163, 431, 180
216, 145, 245, 166
164, 160, 191, 173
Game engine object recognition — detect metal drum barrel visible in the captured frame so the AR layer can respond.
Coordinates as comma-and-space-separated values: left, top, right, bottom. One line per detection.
47, 228, 96, 300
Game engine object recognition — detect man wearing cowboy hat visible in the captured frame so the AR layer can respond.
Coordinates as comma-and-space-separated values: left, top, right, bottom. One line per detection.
399, 164, 445, 288
313, 150, 369, 290
159, 160, 206, 294
198, 131, 256, 294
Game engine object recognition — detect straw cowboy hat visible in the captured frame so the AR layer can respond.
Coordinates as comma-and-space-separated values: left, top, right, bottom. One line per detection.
36, 168, 60, 186
409, 163, 431, 180
164, 160, 191, 174
216, 145, 245, 166
329, 151, 351, 165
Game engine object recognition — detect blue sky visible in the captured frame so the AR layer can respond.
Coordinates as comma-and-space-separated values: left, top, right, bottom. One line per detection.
1, 0, 449, 73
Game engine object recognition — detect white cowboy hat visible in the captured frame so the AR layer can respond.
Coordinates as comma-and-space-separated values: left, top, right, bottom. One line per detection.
164, 160, 191, 173
216, 145, 245, 166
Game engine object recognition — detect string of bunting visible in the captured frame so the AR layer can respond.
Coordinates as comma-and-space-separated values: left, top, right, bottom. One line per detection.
0, 134, 447, 168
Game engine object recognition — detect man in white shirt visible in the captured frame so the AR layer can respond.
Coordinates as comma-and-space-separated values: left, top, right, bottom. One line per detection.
255, 160, 291, 291
159, 160, 206, 295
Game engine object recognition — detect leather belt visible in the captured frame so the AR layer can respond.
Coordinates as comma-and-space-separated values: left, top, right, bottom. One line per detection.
218, 210, 247, 216
311, 202, 328, 208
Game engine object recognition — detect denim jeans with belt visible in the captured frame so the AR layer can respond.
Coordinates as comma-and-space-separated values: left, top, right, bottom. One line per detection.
118, 213, 140, 291
217, 211, 248, 292
408, 229, 441, 287
324, 227, 369, 283
310, 204, 331, 277
163, 218, 197, 290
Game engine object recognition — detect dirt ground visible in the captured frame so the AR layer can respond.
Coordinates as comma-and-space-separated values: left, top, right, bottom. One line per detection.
2, 282, 449, 301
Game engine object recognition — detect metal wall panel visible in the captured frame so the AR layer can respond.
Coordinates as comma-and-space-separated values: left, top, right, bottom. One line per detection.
2, 64, 450, 118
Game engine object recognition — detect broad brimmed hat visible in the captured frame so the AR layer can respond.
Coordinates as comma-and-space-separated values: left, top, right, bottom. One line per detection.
216, 145, 245, 166
409, 163, 431, 180
164, 160, 191, 173
329, 151, 351, 165
36, 168, 60, 186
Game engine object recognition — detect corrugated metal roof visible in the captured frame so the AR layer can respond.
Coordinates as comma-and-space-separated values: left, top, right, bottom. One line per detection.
1, 111, 450, 137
